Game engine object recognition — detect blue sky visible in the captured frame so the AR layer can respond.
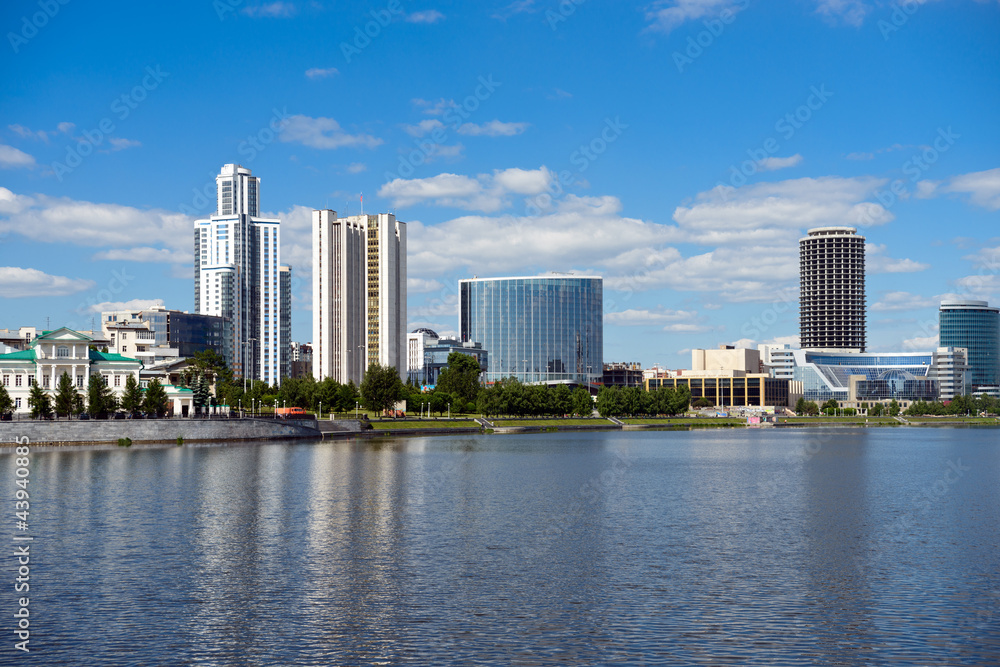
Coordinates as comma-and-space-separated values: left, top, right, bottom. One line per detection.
1, 0, 998, 369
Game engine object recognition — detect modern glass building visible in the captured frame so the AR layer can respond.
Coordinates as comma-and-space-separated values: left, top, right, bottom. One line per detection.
939, 300, 999, 391
460, 276, 602, 385
791, 350, 937, 404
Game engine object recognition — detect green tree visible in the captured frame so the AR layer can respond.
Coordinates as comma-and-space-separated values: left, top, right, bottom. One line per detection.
28, 383, 52, 419
143, 379, 170, 417
120, 374, 144, 414
73, 392, 85, 415
572, 387, 593, 416
795, 396, 808, 415
596, 385, 622, 417
669, 384, 691, 415
888, 399, 900, 416
692, 396, 713, 408
87, 374, 117, 417
0, 382, 14, 416
360, 363, 404, 415
54, 372, 77, 417
822, 398, 839, 411
435, 352, 483, 404
551, 384, 573, 416
194, 374, 210, 413
869, 402, 884, 417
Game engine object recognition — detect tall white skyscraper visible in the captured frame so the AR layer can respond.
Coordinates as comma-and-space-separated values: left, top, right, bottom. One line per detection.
312, 210, 406, 385
194, 164, 291, 386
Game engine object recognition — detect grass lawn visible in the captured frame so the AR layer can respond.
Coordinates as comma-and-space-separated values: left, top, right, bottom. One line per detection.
491, 419, 616, 428
621, 417, 745, 426
368, 420, 481, 430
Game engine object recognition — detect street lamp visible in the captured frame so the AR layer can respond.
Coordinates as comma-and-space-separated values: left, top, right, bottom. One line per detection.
318, 401, 322, 420
238, 399, 241, 418
355, 401, 359, 419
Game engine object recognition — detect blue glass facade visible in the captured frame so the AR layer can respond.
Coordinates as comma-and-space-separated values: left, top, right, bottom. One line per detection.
792, 350, 936, 402
939, 301, 999, 389
460, 276, 602, 384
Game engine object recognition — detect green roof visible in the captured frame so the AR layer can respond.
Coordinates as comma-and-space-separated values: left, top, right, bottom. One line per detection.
0, 349, 36, 361
89, 350, 139, 363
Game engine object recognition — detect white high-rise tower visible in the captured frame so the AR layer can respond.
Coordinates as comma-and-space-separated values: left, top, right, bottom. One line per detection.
312, 210, 406, 385
194, 164, 291, 386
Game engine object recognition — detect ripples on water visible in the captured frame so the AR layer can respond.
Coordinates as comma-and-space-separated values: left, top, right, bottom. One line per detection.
2, 428, 998, 665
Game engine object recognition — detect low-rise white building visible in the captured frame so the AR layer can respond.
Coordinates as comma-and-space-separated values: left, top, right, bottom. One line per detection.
0, 328, 142, 415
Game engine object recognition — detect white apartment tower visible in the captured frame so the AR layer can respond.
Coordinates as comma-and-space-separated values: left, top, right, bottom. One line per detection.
800, 226, 867, 353
312, 210, 406, 385
194, 164, 291, 386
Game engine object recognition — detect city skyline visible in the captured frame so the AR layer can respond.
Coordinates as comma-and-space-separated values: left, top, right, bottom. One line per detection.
1, 1, 998, 369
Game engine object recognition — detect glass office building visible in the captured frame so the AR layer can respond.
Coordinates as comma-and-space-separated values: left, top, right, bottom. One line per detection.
939, 300, 999, 391
460, 276, 602, 385
791, 350, 936, 403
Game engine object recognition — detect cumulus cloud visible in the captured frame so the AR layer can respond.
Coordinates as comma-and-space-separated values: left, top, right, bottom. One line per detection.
92, 247, 193, 264
813, 0, 870, 27
757, 154, 802, 171
605, 308, 698, 325
644, 0, 748, 34
0, 267, 94, 298
83, 298, 165, 314
406, 9, 444, 23
412, 98, 458, 116
279, 115, 382, 150
865, 243, 930, 274
870, 291, 935, 312
379, 167, 555, 211
346, 162, 367, 174
493, 0, 536, 20
0, 145, 35, 169
403, 119, 445, 137
457, 120, 529, 137
305, 67, 339, 79
941, 167, 1000, 210
107, 137, 141, 151
241, 2, 296, 18
8, 122, 74, 143
408, 278, 444, 293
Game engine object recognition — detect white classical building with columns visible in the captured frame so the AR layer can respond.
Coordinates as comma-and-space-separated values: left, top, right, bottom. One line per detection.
0, 328, 141, 415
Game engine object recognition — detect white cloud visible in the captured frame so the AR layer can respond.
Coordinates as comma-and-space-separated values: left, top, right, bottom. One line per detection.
0, 267, 94, 298
942, 167, 1000, 210
279, 115, 382, 150
0, 191, 193, 254
107, 137, 141, 151
846, 151, 874, 161
412, 98, 458, 116
964, 245, 1000, 271
408, 277, 444, 293
7, 122, 74, 142
406, 9, 445, 23
84, 298, 164, 314
664, 323, 716, 333
0, 145, 35, 169
346, 162, 367, 174
241, 2, 296, 17
865, 243, 930, 274
305, 67, 339, 79
493, 0, 536, 20
903, 335, 938, 351
457, 120, 529, 137
757, 154, 802, 171
403, 119, 445, 137
672, 176, 894, 247
605, 308, 697, 325
0, 187, 34, 215
870, 291, 934, 312
92, 247, 192, 264
379, 167, 555, 211
813, 0, 870, 27
645, 0, 746, 34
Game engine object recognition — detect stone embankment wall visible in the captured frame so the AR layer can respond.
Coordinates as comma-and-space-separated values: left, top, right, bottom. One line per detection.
0, 417, 321, 445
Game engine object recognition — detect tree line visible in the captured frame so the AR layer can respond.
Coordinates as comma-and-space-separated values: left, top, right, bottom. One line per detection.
0, 372, 170, 419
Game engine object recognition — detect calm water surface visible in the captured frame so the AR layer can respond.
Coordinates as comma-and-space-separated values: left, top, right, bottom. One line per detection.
2, 428, 999, 665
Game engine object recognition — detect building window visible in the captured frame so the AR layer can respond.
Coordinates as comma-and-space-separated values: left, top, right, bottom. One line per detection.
122, 346, 127, 353
28, 376, 35, 386
15, 375, 22, 387
57, 345, 69, 358
15, 398, 21, 409
1, 375, 7, 386
114, 375, 121, 387
76, 375, 84, 389
43, 376, 50, 388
